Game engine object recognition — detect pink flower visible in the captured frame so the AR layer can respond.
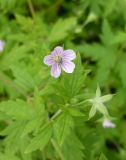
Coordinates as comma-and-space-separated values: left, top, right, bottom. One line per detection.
44, 46, 76, 78
102, 119, 116, 128
0, 40, 5, 52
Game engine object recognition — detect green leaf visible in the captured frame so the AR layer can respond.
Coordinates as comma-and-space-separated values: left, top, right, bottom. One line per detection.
103, 0, 116, 17
15, 14, 34, 31
25, 122, 53, 153
10, 65, 36, 92
99, 153, 108, 160
54, 112, 74, 145
111, 31, 126, 45
33, 88, 45, 114
0, 99, 35, 120
62, 53, 86, 98
68, 108, 85, 117
100, 19, 114, 46
49, 17, 77, 42
0, 153, 20, 160
21, 116, 43, 137
62, 132, 84, 160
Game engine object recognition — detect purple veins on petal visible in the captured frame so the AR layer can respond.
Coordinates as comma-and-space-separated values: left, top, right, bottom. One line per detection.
52, 46, 63, 56
44, 55, 54, 66
43, 46, 76, 78
51, 63, 61, 78
61, 61, 75, 73
63, 49, 76, 60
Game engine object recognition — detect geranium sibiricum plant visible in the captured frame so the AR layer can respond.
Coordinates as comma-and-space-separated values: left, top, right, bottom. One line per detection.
43, 47, 116, 128
44, 46, 76, 78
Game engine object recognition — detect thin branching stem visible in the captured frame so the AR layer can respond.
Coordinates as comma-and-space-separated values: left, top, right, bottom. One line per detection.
51, 138, 65, 160
27, 0, 36, 20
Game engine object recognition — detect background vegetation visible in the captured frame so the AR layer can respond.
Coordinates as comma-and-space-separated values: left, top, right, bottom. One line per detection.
0, 0, 126, 160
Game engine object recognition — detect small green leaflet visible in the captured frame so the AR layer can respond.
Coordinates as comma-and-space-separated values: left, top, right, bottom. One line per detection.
49, 17, 77, 43
62, 132, 85, 160
0, 99, 35, 120
25, 122, 53, 153
53, 112, 74, 146
68, 108, 85, 117
62, 53, 86, 98
99, 153, 108, 160
0, 153, 20, 160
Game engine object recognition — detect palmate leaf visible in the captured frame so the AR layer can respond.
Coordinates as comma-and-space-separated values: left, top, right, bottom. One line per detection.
62, 132, 84, 160
25, 122, 53, 153
21, 116, 42, 138
53, 112, 74, 146
10, 65, 36, 93
33, 88, 45, 114
0, 121, 29, 153
15, 14, 34, 32
82, 43, 116, 86
20, 88, 46, 137
0, 99, 35, 120
58, 53, 86, 98
21, 88, 47, 137
1, 44, 28, 71
49, 17, 77, 43
67, 53, 86, 96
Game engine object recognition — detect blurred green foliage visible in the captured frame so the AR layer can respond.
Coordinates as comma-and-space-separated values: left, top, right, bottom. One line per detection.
0, 0, 126, 160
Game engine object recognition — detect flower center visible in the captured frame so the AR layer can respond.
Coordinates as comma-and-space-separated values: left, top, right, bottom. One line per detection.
53, 55, 62, 64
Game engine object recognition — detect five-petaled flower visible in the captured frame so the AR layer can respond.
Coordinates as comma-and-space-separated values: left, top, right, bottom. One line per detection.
0, 40, 5, 53
44, 46, 76, 78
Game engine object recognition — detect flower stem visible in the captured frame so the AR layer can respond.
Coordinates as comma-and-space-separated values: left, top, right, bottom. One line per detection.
27, 0, 36, 20
71, 100, 87, 107
51, 109, 62, 120
51, 138, 65, 160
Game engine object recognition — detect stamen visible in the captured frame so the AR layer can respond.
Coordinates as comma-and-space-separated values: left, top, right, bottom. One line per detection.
53, 55, 62, 64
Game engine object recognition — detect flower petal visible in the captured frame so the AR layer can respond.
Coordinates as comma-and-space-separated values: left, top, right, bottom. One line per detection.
103, 119, 116, 128
51, 63, 61, 78
61, 61, 75, 73
0, 40, 5, 52
43, 55, 54, 66
63, 49, 76, 60
52, 46, 63, 56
